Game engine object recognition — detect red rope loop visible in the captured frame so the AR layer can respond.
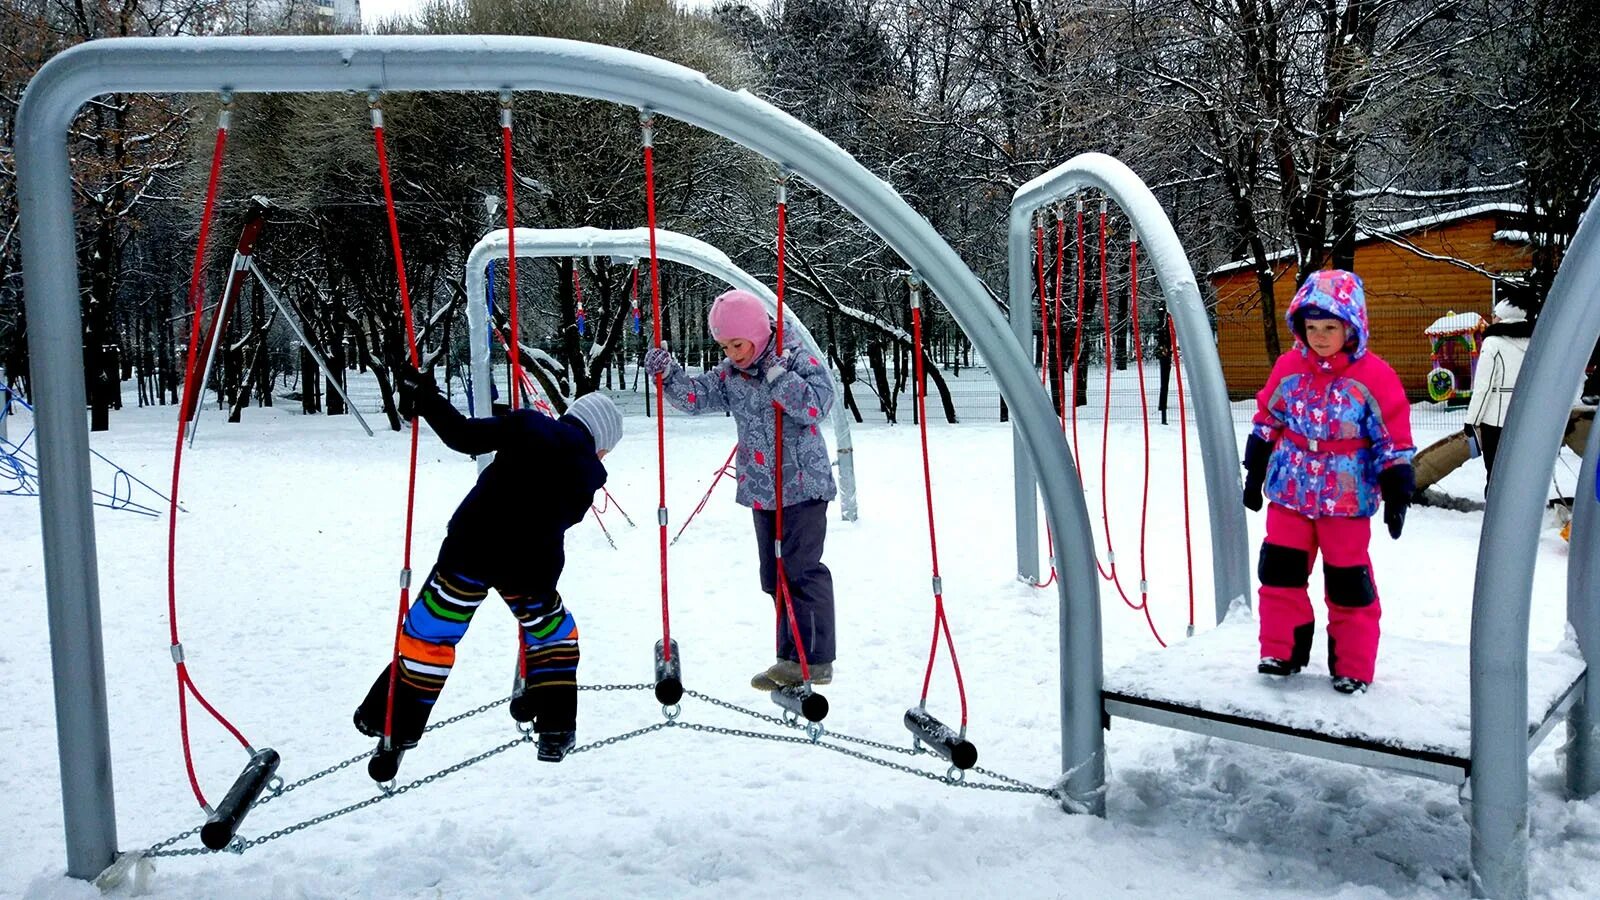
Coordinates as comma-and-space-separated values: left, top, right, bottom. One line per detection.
1034, 198, 1167, 646
167, 105, 255, 811
908, 277, 968, 726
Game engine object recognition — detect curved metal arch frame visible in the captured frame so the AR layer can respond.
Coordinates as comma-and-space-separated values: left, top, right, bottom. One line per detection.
461, 226, 858, 521
1006, 153, 1251, 622
17, 35, 1102, 879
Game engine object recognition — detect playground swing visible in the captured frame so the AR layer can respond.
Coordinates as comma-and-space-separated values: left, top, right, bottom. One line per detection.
83, 79, 1086, 873
1027, 197, 1200, 646
142, 120, 1036, 843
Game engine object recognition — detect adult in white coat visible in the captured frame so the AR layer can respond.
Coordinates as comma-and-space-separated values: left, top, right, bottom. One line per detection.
1465, 300, 1534, 481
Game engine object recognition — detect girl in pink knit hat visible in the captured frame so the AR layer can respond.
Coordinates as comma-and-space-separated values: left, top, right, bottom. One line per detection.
645, 289, 840, 691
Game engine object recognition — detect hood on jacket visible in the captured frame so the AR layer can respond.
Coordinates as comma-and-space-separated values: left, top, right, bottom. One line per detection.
1286, 269, 1370, 361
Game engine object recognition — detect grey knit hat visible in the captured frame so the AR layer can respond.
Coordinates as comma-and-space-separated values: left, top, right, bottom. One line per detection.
567, 392, 623, 453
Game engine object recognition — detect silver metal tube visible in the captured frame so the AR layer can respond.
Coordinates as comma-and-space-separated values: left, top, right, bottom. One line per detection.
17, 38, 1104, 882
1008, 206, 1041, 584
15, 55, 116, 879
1468, 192, 1600, 899
1566, 403, 1600, 800
186, 252, 244, 447
247, 260, 374, 437
1009, 153, 1251, 624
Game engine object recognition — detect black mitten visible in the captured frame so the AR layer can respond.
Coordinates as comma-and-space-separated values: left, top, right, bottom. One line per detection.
1241, 433, 1272, 511
393, 362, 439, 419
1379, 463, 1415, 539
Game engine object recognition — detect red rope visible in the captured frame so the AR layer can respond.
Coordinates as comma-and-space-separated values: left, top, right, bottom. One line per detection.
772, 183, 811, 680
372, 103, 425, 747
1070, 202, 1087, 482
1094, 208, 1166, 645
642, 117, 672, 662
1127, 236, 1164, 645
1172, 316, 1197, 632
910, 281, 967, 725
167, 107, 253, 811
1052, 214, 1067, 421
499, 99, 531, 683
500, 105, 523, 412
1034, 223, 1048, 387
672, 445, 739, 544
1035, 213, 1071, 590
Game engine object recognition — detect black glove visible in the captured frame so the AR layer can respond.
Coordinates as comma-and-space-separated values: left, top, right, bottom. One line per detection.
393, 362, 439, 419
1241, 433, 1271, 511
1379, 463, 1415, 540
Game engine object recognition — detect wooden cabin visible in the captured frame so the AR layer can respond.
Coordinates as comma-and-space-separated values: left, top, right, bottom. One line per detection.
1210, 204, 1534, 400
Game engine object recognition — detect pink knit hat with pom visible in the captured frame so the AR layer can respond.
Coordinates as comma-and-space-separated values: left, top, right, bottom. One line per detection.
707, 290, 773, 350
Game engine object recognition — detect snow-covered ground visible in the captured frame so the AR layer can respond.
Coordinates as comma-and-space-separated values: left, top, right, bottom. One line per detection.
4, 370, 1598, 899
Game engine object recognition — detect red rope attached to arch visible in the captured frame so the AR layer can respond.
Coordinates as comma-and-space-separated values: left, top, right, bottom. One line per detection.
641, 113, 673, 662
908, 277, 968, 725
498, 94, 533, 684
167, 102, 256, 811
371, 98, 425, 749
771, 176, 814, 681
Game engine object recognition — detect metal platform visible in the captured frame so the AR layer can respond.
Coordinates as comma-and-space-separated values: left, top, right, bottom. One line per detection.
1102, 614, 1587, 783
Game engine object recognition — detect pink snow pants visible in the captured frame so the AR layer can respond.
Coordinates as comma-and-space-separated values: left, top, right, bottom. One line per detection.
1258, 503, 1382, 682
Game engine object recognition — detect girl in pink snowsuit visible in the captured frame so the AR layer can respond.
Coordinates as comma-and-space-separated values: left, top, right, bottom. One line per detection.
1241, 269, 1414, 694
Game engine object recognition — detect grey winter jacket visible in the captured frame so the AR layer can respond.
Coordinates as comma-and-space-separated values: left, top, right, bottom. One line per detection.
658, 335, 837, 510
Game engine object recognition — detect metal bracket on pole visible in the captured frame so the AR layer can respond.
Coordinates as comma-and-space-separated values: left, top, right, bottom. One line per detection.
639, 108, 654, 147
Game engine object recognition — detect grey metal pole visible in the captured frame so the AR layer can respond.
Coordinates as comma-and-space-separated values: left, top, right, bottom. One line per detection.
247, 260, 374, 437
1468, 192, 1600, 899
1566, 405, 1600, 799
17, 39, 1107, 880
1009, 153, 1250, 624
1008, 206, 1042, 585
464, 226, 859, 519
14, 59, 117, 879
185, 246, 243, 448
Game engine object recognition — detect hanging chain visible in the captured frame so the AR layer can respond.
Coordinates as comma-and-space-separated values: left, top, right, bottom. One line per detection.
141, 684, 1052, 857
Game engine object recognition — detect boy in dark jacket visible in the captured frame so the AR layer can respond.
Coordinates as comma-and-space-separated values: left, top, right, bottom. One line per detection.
354, 364, 622, 761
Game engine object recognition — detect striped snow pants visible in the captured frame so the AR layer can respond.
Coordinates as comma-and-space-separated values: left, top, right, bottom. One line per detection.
357, 536, 579, 743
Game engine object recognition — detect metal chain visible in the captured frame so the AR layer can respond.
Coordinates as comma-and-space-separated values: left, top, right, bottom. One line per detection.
140, 683, 1051, 858
142, 684, 659, 857
682, 688, 1056, 796
234, 731, 534, 852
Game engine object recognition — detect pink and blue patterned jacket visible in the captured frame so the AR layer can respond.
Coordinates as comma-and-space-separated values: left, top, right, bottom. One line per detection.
1253, 270, 1414, 518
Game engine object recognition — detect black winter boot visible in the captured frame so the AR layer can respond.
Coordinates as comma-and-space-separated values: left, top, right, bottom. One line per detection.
1257, 657, 1302, 677
354, 665, 430, 749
